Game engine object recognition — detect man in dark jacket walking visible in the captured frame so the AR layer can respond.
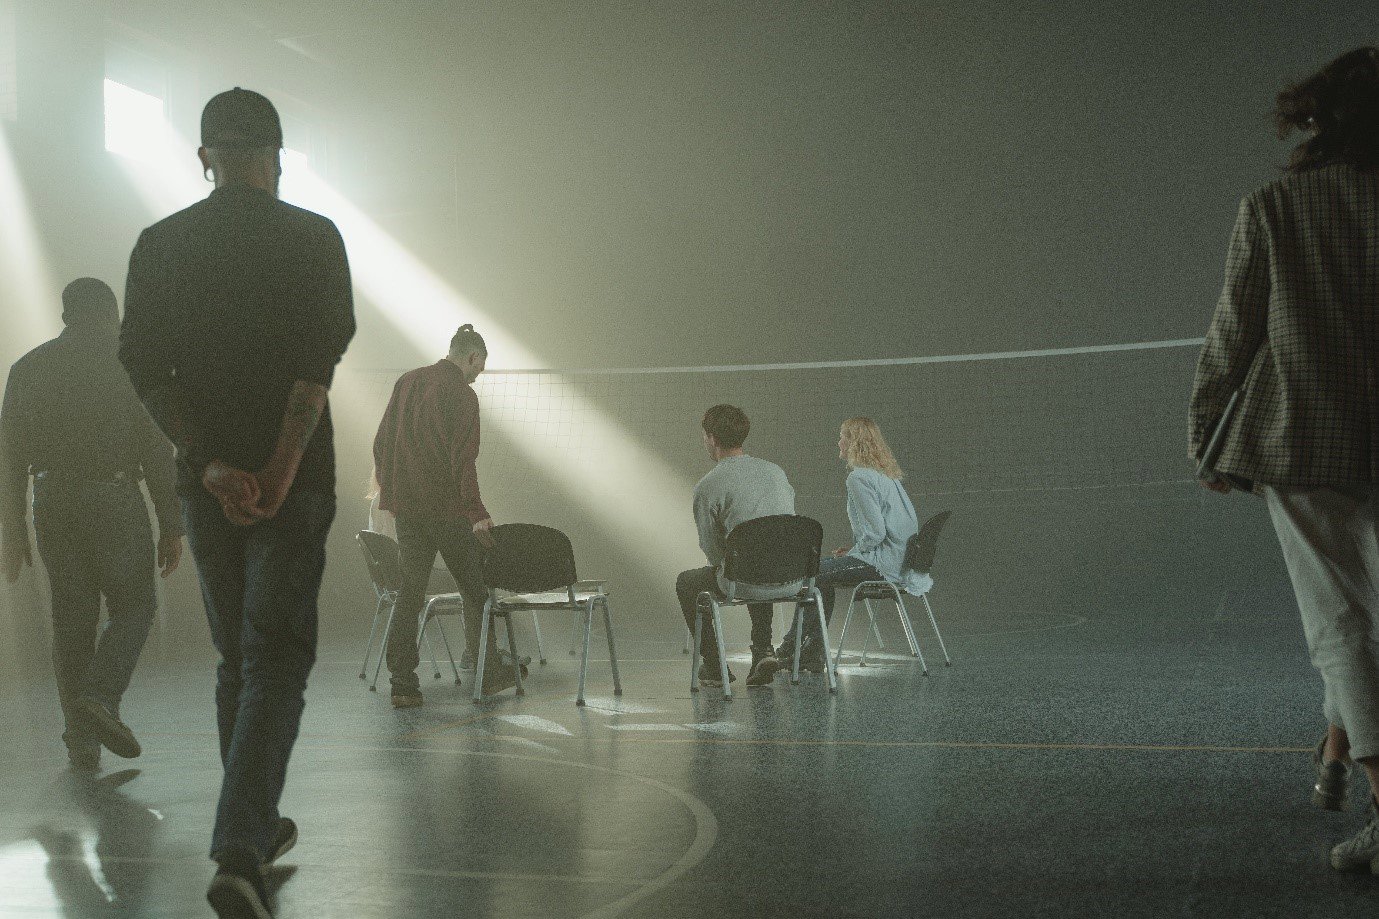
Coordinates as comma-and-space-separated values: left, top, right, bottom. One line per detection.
1, 277, 182, 772
120, 88, 354, 918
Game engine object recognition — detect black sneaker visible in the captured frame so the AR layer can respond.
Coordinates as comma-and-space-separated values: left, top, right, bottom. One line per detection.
390, 692, 424, 709
73, 697, 141, 759
207, 866, 273, 919
796, 637, 828, 673
1313, 734, 1352, 811
746, 652, 781, 687
263, 817, 297, 868
697, 662, 737, 687
66, 745, 101, 774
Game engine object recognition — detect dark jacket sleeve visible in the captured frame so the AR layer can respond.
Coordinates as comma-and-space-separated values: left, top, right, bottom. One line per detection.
292, 220, 356, 388
372, 379, 400, 493
446, 386, 489, 523
0, 361, 32, 534
119, 230, 213, 476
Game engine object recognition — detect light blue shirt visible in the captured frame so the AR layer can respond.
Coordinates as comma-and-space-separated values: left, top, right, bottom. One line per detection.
844, 467, 933, 596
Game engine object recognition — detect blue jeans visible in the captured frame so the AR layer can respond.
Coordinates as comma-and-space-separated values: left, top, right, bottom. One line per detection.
182, 485, 335, 867
390, 514, 491, 694
31, 476, 157, 754
780, 555, 883, 649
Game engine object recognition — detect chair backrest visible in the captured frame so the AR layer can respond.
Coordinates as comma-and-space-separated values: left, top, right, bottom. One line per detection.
483, 523, 577, 593
903, 511, 952, 575
357, 530, 404, 592
722, 514, 823, 587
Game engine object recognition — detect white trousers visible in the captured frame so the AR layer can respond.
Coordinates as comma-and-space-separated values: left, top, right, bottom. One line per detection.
1265, 485, 1379, 760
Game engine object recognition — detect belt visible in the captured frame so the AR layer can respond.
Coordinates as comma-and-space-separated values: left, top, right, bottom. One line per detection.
34, 470, 137, 485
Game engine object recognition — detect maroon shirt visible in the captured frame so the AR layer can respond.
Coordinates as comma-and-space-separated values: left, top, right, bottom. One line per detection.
373, 360, 489, 523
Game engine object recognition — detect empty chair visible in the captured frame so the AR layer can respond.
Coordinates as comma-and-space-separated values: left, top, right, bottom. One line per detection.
834, 511, 953, 672
473, 523, 622, 706
356, 530, 462, 690
691, 514, 836, 698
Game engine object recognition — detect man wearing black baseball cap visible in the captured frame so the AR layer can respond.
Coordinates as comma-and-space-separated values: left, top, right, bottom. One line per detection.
120, 87, 355, 918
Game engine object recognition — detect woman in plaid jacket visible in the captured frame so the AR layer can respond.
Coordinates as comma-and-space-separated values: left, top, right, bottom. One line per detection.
1191, 47, 1379, 873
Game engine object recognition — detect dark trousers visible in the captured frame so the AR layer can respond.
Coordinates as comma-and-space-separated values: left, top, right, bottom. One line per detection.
780, 555, 883, 649
389, 514, 490, 694
31, 477, 157, 755
182, 485, 334, 867
675, 566, 775, 661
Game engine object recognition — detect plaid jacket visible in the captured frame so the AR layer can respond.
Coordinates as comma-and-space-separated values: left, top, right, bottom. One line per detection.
1189, 164, 1379, 487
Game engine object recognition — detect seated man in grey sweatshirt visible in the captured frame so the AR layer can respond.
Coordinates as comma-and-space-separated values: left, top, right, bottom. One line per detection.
675, 404, 796, 687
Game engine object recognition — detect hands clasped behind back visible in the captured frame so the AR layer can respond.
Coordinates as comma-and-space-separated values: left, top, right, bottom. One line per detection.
203, 459, 294, 525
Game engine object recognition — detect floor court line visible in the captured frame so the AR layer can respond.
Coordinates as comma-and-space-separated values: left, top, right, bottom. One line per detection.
130, 736, 1311, 756
585, 737, 1311, 754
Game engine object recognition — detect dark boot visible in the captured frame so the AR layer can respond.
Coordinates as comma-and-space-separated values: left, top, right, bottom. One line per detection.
746, 644, 781, 686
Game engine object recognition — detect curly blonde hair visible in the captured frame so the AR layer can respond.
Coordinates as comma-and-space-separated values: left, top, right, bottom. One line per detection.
841, 417, 903, 480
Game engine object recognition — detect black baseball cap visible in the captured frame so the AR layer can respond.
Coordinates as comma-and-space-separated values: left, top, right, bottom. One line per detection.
200, 87, 283, 149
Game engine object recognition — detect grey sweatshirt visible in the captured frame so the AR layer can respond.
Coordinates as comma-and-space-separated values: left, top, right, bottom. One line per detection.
692, 454, 797, 597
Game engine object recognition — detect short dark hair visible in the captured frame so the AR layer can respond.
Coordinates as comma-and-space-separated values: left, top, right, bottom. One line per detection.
449, 323, 487, 359
702, 404, 749, 449
1276, 47, 1379, 172
61, 277, 117, 326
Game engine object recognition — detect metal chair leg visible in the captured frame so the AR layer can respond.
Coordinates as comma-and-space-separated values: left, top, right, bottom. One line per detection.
370, 600, 397, 692
922, 593, 952, 665
682, 626, 691, 655
867, 601, 885, 651
892, 587, 921, 657
360, 592, 387, 679
710, 598, 731, 701
576, 600, 594, 706
472, 600, 493, 704
833, 592, 858, 669
690, 595, 705, 692
790, 604, 805, 685
420, 618, 441, 680
504, 613, 524, 697
602, 597, 623, 696
859, 599, 877, 667
531, 611, 548, 665
814, 589, 837, 693
433, 615, 461, 684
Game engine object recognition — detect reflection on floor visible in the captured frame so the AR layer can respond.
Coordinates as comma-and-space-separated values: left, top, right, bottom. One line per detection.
0, 602, 1377, 918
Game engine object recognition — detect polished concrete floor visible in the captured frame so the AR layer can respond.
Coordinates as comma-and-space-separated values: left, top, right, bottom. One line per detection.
2, 492, 1379, 917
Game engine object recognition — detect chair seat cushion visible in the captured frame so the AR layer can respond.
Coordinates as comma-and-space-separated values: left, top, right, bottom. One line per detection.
852, 582, 902, 601
495, 590, 606, 610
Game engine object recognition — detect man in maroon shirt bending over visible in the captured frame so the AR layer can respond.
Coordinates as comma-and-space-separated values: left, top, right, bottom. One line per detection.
373, 324, 514, 707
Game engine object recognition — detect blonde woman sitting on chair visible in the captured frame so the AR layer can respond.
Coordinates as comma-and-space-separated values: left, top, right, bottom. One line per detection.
776, 417, 932, 672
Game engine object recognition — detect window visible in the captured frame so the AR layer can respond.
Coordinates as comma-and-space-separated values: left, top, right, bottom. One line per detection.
103, 78, 166, 161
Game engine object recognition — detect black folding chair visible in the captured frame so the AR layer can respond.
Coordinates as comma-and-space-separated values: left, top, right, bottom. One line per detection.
356, 531, 462, 691
690, 514, 836, 698
833, 511, 953, 672
473, 523, 622, 706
